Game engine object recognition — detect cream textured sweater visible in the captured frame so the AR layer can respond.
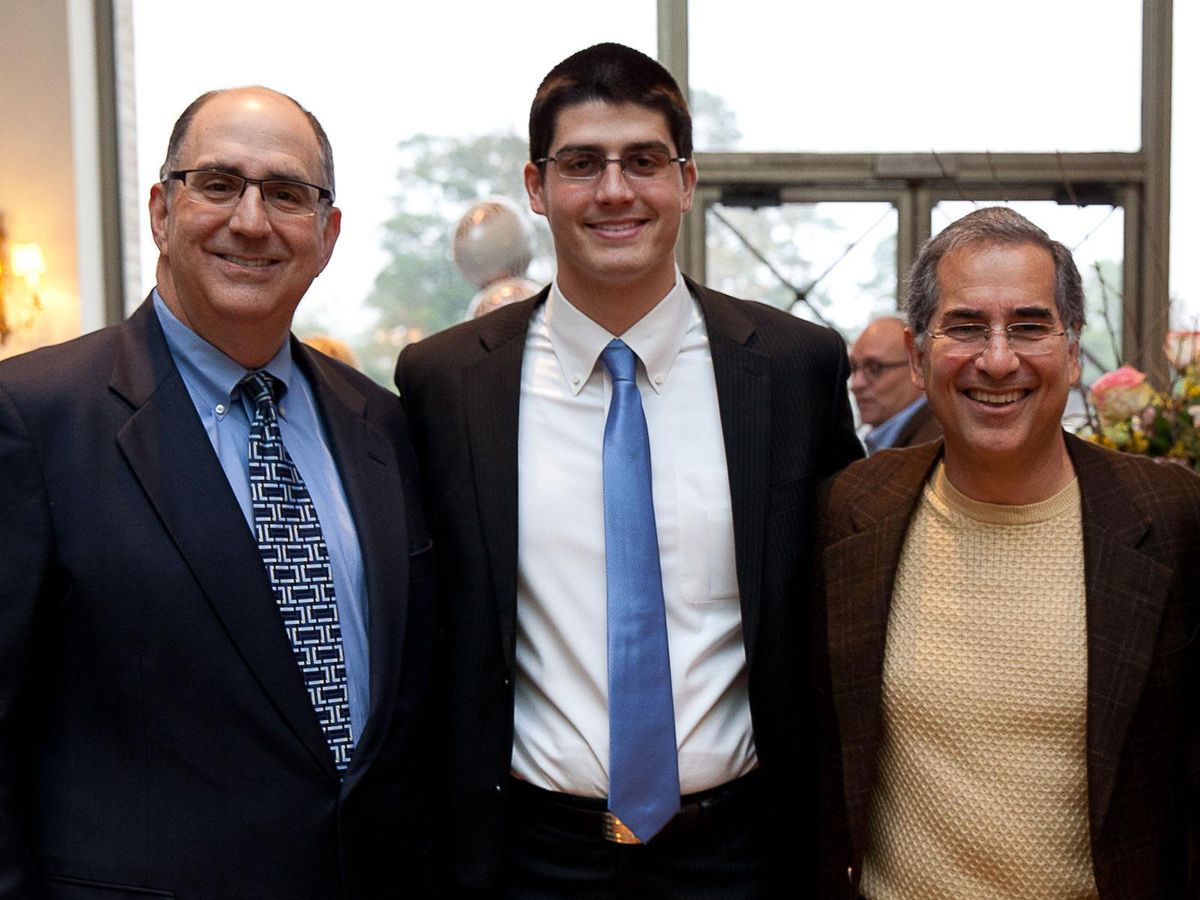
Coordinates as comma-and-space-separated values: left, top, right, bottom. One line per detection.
859, 465, 1098, 900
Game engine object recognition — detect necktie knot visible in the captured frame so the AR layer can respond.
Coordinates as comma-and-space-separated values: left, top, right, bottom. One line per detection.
240, 371, 284, 416
601, 339, 637, 384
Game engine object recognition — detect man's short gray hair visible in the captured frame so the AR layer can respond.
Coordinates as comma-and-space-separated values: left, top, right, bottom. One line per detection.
903, 206, 1085, 346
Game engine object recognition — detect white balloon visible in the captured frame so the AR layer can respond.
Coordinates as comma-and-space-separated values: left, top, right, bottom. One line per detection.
453, 197, 535, 288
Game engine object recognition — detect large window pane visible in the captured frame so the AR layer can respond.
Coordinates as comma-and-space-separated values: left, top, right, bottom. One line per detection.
704, 201, 898, 332
129, 2, 655, 382
690, 0, 1141, 153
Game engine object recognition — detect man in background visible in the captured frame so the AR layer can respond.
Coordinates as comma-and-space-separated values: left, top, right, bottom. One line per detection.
850, 315, 939, 453
398, 42, 861, 898
817, 206, 1199, 898
0, 86, 434, 897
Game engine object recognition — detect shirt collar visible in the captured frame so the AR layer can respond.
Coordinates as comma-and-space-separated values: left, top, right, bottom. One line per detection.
864, 394, 927, 454
545, 269, 692, 396
152, 288, 296, 409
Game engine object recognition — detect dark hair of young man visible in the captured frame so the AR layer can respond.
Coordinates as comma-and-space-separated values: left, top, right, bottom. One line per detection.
528, 42, 693, 165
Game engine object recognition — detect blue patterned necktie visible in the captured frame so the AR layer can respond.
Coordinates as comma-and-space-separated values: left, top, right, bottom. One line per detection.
242, 371, 354, 773
600, 339, 680, 842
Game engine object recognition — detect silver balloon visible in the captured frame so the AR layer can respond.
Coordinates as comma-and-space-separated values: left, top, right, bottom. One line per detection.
466, 276, 541, 320
453, 197, 535, 289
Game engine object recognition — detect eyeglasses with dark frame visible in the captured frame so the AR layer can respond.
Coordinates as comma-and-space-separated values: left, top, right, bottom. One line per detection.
165, 169, 334, 217
849, 359, 909, 381
925, 322, 1070, 357
535, 150, 689, 181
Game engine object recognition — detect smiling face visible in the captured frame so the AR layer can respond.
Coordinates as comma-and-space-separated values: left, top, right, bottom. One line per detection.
149, 88, 340, 367
524, 101, 697, 331
907, 241, 1081, 499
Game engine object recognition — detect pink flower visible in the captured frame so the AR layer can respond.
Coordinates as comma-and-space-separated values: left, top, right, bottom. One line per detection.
1165, 331, 1200, 370
1091, 365, 1155, 426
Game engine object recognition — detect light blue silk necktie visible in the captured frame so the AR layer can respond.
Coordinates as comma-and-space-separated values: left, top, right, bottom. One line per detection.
600, 339, 680, 842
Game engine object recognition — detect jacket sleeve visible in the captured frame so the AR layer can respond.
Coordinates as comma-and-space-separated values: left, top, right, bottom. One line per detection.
0, 383, 51, 898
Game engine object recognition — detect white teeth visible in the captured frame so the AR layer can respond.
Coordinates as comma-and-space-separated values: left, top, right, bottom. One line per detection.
223, 255, 273, 268
968, 390, 1023, 404
592, 222, 639, 233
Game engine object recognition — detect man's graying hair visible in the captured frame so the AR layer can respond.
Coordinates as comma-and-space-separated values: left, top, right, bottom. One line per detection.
903, 206, 1085, 346
158, 87, 336, 198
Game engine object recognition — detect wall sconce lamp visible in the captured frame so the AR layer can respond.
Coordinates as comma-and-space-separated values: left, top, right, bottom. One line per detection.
0, 214, 46, 344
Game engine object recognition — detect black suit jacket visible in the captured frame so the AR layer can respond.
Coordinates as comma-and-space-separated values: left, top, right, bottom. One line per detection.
0, 299, 436, 899
816, 436, 1200, 898
395, 278, 863, 891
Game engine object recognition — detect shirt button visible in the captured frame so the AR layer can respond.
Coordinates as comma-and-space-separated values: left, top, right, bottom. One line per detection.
495, 783, 503, 793
215, 403, 226, 415
572, 375, 581, 385
653, 374, 663, 385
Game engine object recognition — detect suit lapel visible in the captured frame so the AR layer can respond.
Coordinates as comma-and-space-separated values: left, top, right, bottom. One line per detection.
463, 295, 542, 672
297, 344, 410, 777
1068, 437, 1172, 840
823, 443, 941, 856
111, 301, 339, 780
691, 282, 772, 668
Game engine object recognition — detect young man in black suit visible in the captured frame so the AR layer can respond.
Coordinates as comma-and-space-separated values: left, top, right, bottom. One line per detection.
397, 43, 862, 897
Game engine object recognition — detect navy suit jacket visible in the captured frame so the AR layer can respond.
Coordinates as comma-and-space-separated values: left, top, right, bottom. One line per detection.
396, 278, 863, 891
0, 298, 435, 899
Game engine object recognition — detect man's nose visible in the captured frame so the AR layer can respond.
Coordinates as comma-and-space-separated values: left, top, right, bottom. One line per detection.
974, 331, 1021, 378
593, 160, 636, 202
227, 184, 273, 236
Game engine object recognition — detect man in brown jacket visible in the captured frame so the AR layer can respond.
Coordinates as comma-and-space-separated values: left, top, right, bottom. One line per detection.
816, 206, 1200, 898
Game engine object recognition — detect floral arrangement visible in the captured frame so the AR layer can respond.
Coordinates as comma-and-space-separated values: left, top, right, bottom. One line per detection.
1082, 331, 1200, 472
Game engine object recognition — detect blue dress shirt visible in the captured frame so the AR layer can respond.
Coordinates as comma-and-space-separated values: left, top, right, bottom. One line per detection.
152, 290, 370, 745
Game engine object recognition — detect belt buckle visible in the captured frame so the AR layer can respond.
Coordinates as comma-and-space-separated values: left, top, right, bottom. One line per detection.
602, 812, 642, 844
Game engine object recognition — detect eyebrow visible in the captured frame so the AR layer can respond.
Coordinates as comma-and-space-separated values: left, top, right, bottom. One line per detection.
937, 305, 1056, 322
191, 162, 315, 184
553, 140, 674, 156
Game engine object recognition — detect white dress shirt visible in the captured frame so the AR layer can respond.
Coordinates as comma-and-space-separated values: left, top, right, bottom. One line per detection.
511, 272, 757, 797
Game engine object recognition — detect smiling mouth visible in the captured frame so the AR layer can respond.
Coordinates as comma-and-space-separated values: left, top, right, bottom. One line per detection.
967, 389, 1028, 405
220, 254, 276, 268
587, 221, 646, 236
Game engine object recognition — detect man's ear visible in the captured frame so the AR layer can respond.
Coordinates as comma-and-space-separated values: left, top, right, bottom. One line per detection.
149, 182, 170, 252
679, 158, 698, 214
904, 326, 926, 391
315, 206, 341, 275
524, 161, 547, 216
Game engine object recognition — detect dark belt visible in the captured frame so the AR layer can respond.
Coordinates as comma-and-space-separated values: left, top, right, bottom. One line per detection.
507, 770, 762, 845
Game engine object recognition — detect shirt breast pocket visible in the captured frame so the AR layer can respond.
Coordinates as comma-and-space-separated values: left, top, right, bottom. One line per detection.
676, 468, 739, 604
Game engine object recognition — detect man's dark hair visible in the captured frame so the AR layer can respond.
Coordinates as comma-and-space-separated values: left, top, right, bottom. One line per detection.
904, 206, 1085, 346
529, 42, 692, 164
158, 87, 336, 198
